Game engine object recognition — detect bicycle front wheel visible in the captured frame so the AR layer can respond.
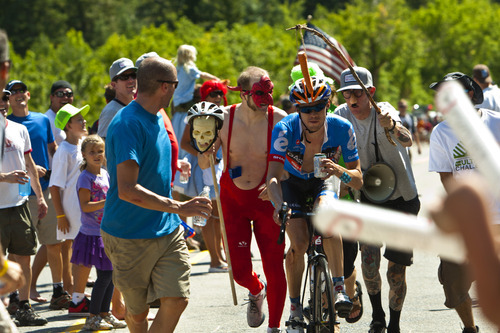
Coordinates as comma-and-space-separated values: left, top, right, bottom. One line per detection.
311, 256, 336, 333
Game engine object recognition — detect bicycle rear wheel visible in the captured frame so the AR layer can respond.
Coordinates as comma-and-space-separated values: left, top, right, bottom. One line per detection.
311, 256, 336, 333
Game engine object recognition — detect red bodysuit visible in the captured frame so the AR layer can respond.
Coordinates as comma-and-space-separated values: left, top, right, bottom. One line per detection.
220, 105, 286, 328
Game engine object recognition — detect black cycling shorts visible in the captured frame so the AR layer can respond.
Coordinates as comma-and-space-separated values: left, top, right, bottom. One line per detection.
281, 174, 331, 214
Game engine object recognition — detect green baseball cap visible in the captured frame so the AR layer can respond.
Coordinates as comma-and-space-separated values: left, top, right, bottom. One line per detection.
55, 103, 90, 130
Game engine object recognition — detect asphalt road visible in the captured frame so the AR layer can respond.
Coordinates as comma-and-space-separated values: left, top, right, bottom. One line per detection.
15, 143, 498, 332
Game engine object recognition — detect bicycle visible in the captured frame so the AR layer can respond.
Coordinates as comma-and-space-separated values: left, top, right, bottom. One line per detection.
278, 202, 341, 333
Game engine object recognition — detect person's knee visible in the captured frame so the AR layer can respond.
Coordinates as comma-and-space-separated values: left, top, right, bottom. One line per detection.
161, 297, 188, 312
46, 243, 62, 254
287, 238, 308, 259
126, 308, 149, 323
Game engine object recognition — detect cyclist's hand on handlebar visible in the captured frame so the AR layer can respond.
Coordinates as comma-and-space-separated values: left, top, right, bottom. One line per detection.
273, 203, 290, 226
258, 183, 269, 201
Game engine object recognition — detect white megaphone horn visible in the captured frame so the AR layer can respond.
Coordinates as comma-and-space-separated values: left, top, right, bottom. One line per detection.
362, 162, 397, 203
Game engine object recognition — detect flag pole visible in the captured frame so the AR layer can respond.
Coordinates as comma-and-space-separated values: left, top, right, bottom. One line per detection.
287, 24, 396, 146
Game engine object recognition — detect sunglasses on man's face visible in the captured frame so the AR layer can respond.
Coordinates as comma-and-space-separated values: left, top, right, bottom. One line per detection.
115, 73, 137, 81
1, 94, 10, 102
53, 91, 73, 98
9, 89, 25, 95
209, 90, 224, 98
298, 102, 327, 114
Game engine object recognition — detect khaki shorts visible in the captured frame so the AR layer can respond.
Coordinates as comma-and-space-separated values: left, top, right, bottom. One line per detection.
0, 201, 37, 256
29, 189, 61, 245
102, 226, 190, 315
438, 259, 472, 308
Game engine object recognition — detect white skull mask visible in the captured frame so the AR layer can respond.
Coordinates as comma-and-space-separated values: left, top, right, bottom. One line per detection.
192, 116, 216, 152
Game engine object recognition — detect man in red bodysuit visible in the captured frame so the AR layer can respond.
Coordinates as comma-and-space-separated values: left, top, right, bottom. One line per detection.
199, 67, 288, 333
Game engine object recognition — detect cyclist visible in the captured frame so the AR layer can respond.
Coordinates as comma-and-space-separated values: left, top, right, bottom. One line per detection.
267, 76, 363, 332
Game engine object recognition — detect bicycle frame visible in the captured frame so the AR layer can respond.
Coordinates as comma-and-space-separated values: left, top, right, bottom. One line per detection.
279, 205, 337, 333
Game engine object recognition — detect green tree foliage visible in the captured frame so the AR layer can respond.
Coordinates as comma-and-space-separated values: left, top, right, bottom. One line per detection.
4, 0, 500, 120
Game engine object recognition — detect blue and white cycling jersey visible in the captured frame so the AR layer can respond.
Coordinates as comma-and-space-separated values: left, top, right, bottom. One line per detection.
269, 113, 359, 179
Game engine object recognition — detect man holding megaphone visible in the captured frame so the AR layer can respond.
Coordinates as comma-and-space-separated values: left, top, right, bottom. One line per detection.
334, 67, 420, 333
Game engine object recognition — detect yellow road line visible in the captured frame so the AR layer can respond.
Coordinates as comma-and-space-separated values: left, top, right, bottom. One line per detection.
64, 250, 209, 332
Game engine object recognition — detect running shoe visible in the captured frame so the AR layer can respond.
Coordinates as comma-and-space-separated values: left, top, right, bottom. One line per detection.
82, 315, 113, 331
68, 297, 90, 316
15, 303, 48, 326
102, 313, 127, 328
246, 279, 267, 327
49, 291, 71, 310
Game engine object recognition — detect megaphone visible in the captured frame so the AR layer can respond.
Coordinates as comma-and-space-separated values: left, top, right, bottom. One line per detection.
362, 162, 397, 203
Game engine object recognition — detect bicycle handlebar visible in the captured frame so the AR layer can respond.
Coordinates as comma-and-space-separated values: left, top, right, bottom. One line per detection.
277, 202, 315, 244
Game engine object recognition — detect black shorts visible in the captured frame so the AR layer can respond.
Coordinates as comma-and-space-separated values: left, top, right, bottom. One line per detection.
282, 175, 358, 275
281, 175, 331, 214
360, 192, 420, 266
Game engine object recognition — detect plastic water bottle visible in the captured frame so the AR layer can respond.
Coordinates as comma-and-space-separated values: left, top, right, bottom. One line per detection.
19, 175, 31, 196
193, 186, 211, 227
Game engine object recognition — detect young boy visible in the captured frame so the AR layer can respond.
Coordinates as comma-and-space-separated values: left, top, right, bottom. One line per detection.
49, 103, 89, 314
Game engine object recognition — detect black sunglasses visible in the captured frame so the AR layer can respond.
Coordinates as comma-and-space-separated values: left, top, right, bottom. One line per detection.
9, 88, 25, 95
209, 90, 224, 98
1, 94, 9, 102
298, 102, 327, 114
115, 73, 137, 81
53, 91, 73, 98
157, 80, 179, 89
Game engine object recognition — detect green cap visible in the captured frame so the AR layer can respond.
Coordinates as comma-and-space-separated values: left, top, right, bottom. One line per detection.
55, 104, 90, 130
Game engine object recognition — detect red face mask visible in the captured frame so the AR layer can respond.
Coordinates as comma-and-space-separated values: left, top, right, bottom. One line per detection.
243, 76, 274, 106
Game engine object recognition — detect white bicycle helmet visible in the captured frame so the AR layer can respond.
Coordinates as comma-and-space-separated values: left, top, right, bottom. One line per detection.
186, 102, 224, 130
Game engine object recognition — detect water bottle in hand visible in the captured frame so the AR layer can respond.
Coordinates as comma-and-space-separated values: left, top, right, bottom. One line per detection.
193, 186, 211, 227
19, 174, 31, 197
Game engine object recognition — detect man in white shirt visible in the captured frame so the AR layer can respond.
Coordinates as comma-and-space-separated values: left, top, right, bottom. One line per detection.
472, 64, 500, 112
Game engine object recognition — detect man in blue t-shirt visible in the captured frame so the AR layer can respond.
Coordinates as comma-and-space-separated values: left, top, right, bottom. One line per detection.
267, 76, 363, 331
6, 79, 71, 310
101, 56, 212, 332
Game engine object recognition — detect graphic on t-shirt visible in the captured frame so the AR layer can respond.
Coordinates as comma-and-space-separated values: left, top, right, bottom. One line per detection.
453, 142, 467, 159
453, 142, 475, 171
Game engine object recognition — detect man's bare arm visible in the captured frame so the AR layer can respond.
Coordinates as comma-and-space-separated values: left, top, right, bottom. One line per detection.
117, 159, 212, 217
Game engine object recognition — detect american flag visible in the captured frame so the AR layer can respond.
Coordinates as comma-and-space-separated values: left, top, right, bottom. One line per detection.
295, 23, 356, 85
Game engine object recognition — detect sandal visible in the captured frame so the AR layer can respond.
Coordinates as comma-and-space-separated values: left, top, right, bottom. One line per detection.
346, 280, 363, 323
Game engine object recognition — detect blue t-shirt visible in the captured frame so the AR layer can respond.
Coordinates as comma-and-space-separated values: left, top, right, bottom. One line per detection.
7, 112, 54, 192
77, 169, 109, 237
173, 64, 201, 106
269, 113, 359, 179
101, 100, 181, 239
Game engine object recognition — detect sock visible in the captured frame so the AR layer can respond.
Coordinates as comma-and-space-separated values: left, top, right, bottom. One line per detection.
72, 292, 85, 305
9, 291, 19, 303
289, 297, 302, 318
19, 300, 29, 308
332, 276, 345, 293
369, 292, 386, 324
53, 282, 64, 297
387, 308, 401, 333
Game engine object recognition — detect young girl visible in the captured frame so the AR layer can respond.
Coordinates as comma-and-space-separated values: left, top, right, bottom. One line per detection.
72, 135, 126, 331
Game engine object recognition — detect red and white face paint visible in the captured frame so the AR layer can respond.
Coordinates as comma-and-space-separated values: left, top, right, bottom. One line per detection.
243, 76, 274, 106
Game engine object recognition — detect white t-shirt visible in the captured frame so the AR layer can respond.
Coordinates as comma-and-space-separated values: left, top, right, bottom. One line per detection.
475, 85, 500, 112
45, 108, 66, 145
49, 140, 83, 239
429, 108, 500, 222
0, 120, 31, 209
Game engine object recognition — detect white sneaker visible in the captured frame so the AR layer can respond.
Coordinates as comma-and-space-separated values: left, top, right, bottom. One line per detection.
102, 313, 127, 328
247, 280, 267, 327
286, 316, 305, 333
82, 315, 113, 331
334, 289, 353, 318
